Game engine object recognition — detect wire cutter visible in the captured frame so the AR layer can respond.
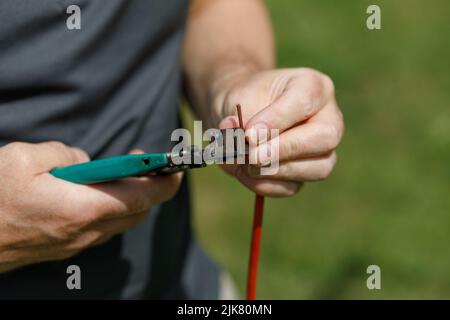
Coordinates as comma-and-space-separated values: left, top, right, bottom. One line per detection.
50, 129, 246, 184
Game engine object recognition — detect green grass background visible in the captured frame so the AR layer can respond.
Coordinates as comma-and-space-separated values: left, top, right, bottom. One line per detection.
185, 0, 450, 299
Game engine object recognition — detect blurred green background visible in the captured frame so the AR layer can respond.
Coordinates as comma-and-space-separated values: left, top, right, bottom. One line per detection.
184, 0, 450, 299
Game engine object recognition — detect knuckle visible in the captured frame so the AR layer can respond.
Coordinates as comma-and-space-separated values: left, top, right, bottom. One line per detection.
299, 68, 335, 95
311, 72, 325, 89
298, 91, 316, 118
4, 141, 29, 152
279, 140, 292, 161
45, 141, 66, 149
322, 124, 341, 151
45, 224, 74, 242
302, 68, 324, 85
298, 67, 318, 77
225, 87, 245, 106
45, 141, 76, 162
317, 155, 337, 181
280, 137, 301, 162
321, 74, 335, 94
4, 142, 32, 167
293, 71, 325, 118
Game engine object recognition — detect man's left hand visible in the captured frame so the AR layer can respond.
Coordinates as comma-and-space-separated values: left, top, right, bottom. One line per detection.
216, 68, 344, 197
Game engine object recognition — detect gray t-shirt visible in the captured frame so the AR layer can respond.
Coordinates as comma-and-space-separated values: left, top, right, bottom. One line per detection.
0, 0, 219, 299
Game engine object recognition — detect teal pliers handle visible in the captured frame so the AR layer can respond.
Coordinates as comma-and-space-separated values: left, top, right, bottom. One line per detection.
50, 153, 169, 184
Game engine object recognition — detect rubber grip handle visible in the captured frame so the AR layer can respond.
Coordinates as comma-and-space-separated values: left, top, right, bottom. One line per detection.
50, 153, 169, 184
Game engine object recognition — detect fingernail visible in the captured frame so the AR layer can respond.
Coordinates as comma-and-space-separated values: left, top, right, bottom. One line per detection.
220, 116, 237, 129
247, 122, 269, 145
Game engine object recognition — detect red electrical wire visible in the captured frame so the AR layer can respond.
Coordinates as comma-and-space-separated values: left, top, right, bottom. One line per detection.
236, 104, 265, 300
247, 194, 264, 300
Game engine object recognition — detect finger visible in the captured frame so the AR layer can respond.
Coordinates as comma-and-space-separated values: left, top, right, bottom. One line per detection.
219, 116, 240, 130
235, 166, 302, 197
33, 141, 90, 172
90, 211, 149, 240
247, 152, 337, 182
0, 243, 78, 265
251, 103, 343, 164
35, 169, 182, 224
1, 211, 150, 265
245, 70, 334, 135
129, 149, 145, 155
84, 172, 183, 220
67, 211, 150, 250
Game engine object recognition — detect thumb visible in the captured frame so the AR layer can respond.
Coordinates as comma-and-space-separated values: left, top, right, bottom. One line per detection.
33, 141, 90, 171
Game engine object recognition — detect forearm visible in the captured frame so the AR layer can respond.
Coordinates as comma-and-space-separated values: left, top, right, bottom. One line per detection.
182, 0, 275, 127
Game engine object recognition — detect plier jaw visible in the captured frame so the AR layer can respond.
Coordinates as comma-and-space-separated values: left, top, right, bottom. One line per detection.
159, 128, 248, 174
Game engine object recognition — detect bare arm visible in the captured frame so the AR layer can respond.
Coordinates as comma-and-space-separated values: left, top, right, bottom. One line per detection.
183, 0, 275, 127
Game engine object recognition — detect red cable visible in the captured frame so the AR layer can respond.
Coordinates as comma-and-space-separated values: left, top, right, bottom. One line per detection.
246, 194, 265, 300
236, 104, 265, 300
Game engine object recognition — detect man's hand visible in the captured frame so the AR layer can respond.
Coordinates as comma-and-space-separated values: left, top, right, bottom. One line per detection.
216, 68, 344, 197
0, 142, 182, 272
183, 0, 343, 196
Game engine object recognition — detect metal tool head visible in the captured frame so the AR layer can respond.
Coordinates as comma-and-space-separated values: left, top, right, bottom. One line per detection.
158, 128, 247, 174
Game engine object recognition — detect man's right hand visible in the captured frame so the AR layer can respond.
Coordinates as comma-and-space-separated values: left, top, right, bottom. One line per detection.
0, 141, 182, 272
